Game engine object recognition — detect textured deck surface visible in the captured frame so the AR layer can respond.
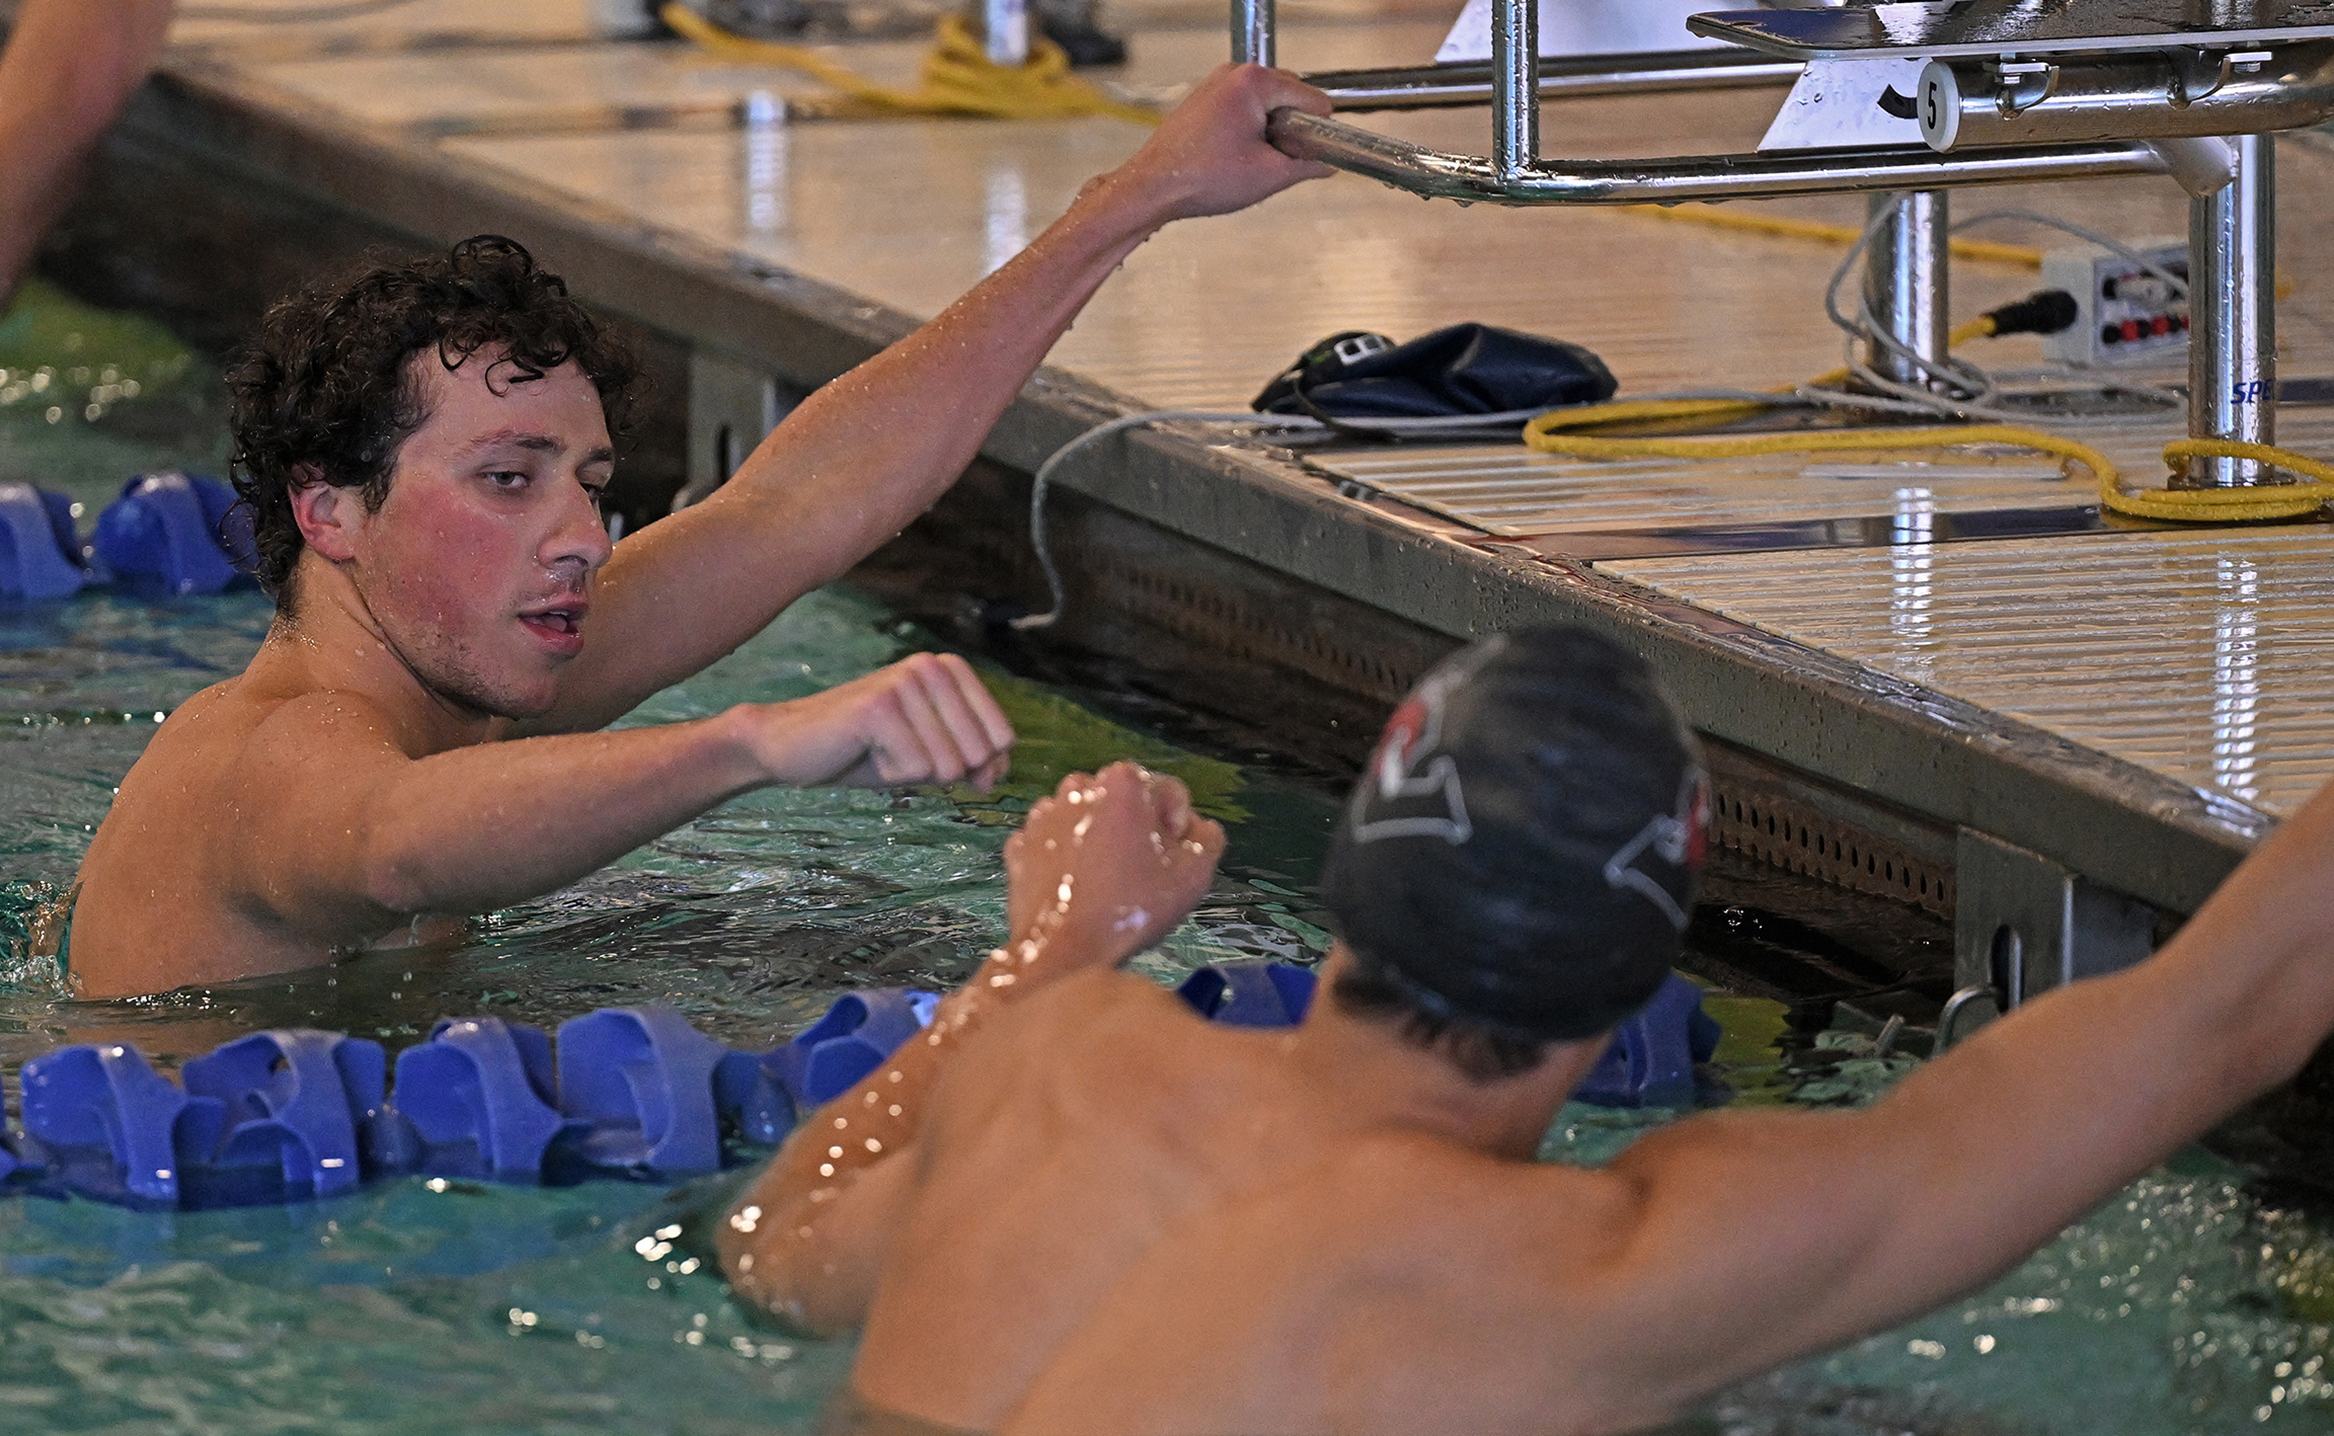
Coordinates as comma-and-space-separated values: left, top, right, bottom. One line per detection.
1604, 528, 2334, 818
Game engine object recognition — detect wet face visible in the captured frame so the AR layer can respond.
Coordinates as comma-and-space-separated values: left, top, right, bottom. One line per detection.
340, 351, 615, 720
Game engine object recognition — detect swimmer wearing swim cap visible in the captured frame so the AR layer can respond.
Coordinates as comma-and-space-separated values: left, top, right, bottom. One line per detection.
1321, 627, 1708, 1056
723, 622, 2334, 1436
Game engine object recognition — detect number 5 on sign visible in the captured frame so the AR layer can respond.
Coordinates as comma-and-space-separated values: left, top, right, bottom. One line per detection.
1917, 60, 1960, 150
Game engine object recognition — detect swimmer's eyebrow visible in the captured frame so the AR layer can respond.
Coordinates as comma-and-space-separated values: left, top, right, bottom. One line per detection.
454, 430, 616, 468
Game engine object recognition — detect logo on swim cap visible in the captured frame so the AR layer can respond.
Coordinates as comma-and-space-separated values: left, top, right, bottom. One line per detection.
1350, 645, 1500, 846
1600, 769, 1709, 931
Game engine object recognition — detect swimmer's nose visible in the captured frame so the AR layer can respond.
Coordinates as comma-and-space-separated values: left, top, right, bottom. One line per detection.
545, 477, 615, 572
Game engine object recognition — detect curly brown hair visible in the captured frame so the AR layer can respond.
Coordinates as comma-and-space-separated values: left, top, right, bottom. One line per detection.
225, 236, 640, 605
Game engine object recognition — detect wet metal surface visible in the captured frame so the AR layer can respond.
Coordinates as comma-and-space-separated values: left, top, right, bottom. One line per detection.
1692, 0, 2334, 62
1602, 527, 2334, 820
1312, 444, 2089, 538
1306, 405, 2334, 542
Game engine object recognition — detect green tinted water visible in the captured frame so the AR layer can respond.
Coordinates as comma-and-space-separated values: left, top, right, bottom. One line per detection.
1, 284, 2332, 1436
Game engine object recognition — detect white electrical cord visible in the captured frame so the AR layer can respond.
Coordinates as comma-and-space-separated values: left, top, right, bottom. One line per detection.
1011, 406, 1546, 631
1801, 195, 2187, 427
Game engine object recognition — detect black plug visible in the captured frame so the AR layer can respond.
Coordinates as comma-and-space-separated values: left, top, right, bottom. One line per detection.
1983, 289, 2080, 339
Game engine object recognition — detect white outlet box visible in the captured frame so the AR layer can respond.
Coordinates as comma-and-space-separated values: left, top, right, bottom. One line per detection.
2041, 239, 2189, 367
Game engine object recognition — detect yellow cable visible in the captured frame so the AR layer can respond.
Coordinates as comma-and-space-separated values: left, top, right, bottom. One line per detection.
1526, 304, 2334, 523
1620, 204, 2044, 268
1949, 315, 1996, 346
1621, 206, 2298, 300
658, 3, 1160, 125
1523, 413, 2115, 483
1544, 320, 1994, 437
1523, 407, 2334, 524
2123, 441, 2334, 521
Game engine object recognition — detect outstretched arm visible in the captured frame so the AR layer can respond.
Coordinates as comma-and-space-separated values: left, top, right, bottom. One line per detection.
1546, 774, 2334, 1428
717, 762, 1224, 1332
0, 0, 175, 308
528, 65, 1333, 734
144, 654, 1009, 984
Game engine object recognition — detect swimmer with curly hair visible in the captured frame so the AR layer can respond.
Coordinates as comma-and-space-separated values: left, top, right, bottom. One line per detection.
61, 63, 1333, 998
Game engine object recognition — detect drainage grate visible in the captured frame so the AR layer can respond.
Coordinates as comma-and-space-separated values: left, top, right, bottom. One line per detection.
1705, 746, 1956, 922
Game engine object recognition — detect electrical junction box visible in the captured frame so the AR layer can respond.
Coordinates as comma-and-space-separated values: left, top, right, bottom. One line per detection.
2041, 238, 2189, 367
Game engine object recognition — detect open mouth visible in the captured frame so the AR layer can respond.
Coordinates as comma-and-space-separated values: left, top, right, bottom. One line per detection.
520, 603, 588, 651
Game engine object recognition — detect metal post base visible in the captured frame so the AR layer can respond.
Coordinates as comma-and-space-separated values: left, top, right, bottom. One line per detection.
2183, 132, 2278, 488
1941, 830, 2156, 1048
1862, 189, 1950, 391
981, 0, 1030, 66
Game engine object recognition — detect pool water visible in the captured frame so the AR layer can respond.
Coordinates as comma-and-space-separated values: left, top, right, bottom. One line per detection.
3, 285, 2334, 1435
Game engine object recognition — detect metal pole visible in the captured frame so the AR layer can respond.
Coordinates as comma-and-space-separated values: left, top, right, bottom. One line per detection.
984, 0, 1028, 66
1862, 190, 1949, 390
1264, 111, 2174, 203
1491, 0, 1539, 182
2183, 133, 2276, 488
1232, 0, 1274, 67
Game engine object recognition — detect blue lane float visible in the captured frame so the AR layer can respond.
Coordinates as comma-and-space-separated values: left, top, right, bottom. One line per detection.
0, 471, 258, 603
1574, 974, 1723, 1108
1177, 961, 1317, 1026
556, 1006, 791, 1175
180, 1029, 384, 1205
0, 481, 86, 600
91, 471, 256, 597
385, 1017, 580, 1183
1176, 961, 1722, 1109
0, 992, 936, 1212
768, 989, 941, 1107
16, 1041, 189, 1206
0, 965, 1728, 1211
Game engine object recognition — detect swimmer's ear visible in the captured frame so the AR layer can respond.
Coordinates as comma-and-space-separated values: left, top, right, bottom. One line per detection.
289, 466, 360, 562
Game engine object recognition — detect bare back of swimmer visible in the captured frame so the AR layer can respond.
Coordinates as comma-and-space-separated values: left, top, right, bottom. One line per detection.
722, 626, 2334, 1436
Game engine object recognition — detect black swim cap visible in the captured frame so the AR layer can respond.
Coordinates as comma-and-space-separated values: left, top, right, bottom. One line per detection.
1318, 627, 1707, 1042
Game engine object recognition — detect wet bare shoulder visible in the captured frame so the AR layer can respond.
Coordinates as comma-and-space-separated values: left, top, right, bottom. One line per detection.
934, 969, 1254, 1136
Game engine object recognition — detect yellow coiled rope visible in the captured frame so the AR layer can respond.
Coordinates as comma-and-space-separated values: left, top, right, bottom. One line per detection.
1527, 301, 2334, 524
658, 2, 1160, 124
1523, 412, 2114, 488
1524, 400, 2334, 524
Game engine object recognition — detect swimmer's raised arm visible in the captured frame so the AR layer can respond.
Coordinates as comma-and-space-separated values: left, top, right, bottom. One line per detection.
1495, 773, 2334, 1430
718, 762, 1223, 1332
522, 65, 1332, 735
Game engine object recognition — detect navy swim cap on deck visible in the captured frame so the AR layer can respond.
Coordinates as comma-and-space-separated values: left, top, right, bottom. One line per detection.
1318, 627, 1707, 1043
